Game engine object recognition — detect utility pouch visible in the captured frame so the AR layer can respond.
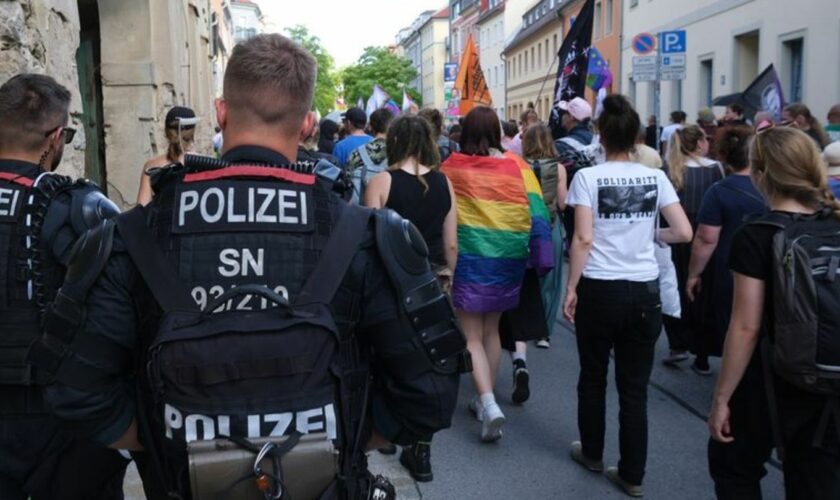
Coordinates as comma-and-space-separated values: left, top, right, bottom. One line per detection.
188, 432, 339, 500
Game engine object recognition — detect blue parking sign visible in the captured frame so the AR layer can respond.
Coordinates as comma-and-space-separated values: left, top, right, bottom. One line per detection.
660, 30, 686, 53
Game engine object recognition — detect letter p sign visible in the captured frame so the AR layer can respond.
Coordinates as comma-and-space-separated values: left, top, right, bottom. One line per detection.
660, 30, 686, 54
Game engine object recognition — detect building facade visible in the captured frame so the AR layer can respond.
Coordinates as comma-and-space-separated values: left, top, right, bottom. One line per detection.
229, 0, 262, 44
0, 0, 215, 206
621, 0, 840, 126
504, 0, 621, 122
210, 0, 234, 98
450, 0, 483, 63
420, 8, 451, 111
397, 11, 436, 98
478, 1, 507, 118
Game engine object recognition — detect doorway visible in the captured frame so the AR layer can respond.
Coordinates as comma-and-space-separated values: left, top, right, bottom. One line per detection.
76, 0, 106, 189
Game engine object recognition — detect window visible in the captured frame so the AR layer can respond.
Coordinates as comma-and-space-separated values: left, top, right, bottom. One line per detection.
525, 50, 529, 73
530, 47, 535, 73
553, 34, 558, 54
538, 43, 542, 69
518, 54, 522, 76
783, 37, 804, 103
699, 58, 714, 108
593, 1, 602, 39
630, 0, 638, 7
605, 0, 613, 35
545, 38, 550, 63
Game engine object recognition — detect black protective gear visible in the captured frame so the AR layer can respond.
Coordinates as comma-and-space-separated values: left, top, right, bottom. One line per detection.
374, 209, 470, 378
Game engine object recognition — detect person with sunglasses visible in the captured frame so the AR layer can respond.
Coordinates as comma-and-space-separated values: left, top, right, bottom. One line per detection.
0, 73, 126, 499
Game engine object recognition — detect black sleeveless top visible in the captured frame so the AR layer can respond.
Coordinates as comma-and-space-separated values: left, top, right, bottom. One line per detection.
385, 169, 451, 266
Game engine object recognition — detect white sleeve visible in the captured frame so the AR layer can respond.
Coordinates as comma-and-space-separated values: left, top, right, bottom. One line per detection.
657, 170, 680, 208
659, 126, 669, 142
566, 171, 591, 208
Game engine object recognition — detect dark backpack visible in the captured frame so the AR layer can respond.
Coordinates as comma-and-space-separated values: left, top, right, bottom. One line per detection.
117, 203, 372, 499
752, 211, 840, 396
555, 137, 597, 189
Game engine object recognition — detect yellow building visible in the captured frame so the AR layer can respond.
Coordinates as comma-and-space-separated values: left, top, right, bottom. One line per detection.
504, 0, 563, 121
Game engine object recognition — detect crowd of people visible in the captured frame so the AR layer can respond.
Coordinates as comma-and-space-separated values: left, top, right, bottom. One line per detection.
1, 30, 839, 499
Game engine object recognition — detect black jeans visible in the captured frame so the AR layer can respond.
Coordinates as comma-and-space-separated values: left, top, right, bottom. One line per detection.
708, 355, 773, 500
574, 277, 662, 486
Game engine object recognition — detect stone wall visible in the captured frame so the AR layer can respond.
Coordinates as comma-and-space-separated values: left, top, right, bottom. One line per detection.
0, 0, 215, 206
0, 0, 85, 177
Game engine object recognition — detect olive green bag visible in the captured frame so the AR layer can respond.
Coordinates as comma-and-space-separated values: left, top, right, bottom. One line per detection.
187, 432, 339, 499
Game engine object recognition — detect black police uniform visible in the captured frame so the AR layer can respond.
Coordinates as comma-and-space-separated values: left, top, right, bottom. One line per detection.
0, 159, 127, 499
38, 146, 465, 499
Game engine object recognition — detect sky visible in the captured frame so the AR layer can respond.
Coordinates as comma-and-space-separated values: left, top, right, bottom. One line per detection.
259, 0, 448, 68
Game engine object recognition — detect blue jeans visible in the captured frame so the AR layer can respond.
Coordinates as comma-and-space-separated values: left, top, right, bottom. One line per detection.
574, 277, 662, 486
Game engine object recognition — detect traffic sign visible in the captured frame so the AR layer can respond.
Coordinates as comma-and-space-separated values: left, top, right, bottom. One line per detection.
632, 33, 656, 55
660, 68, 686, 81
632, 56, 658, 82
660, 30, 686, 53
660, 54, 686, 68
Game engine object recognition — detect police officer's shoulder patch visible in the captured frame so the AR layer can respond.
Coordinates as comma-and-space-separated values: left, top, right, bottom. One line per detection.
173, 179, 315, 234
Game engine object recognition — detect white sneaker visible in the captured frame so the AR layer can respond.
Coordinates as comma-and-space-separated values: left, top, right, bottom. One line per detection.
480, 402, 505, 443
468, 396, 483, 422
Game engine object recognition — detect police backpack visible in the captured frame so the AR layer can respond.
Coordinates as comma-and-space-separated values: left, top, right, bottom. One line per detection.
751, 210, 840, 396
117, 203, 373, 499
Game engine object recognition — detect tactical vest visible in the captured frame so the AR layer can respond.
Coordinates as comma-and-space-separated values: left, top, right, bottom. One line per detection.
134, 164, 372, 498
0, 169, 69, 398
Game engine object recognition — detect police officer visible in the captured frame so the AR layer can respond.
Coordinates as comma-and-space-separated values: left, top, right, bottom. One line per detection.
0, 74, 126, 498
35, 35, 466, 499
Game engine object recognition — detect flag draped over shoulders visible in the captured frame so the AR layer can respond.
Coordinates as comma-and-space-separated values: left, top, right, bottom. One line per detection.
441, 153, 531, 312
505, 152, 555, 276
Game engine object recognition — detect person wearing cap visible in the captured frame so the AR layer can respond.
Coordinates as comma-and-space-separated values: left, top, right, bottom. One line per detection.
824, 141, 840, 198
137, 105, 197, 205
555, 97, 594, 156
332, 107, 372, 168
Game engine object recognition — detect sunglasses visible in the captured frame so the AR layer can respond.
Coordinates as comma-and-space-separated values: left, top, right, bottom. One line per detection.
44, 126, 77, 144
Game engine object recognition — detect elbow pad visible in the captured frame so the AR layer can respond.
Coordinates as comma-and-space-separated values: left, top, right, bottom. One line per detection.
374, 209, 471, 376
69, 185, 120, 234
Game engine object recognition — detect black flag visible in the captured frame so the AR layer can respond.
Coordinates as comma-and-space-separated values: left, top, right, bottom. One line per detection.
548, 0, 595, 137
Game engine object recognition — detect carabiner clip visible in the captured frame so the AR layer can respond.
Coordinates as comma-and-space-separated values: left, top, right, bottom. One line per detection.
253, 442, 283, 500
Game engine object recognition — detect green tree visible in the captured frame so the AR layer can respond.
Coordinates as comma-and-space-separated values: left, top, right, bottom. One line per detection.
285, 25, 337, 116
341, 47, 422, 108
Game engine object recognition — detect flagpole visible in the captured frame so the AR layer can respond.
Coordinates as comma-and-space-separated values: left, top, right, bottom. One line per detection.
535, 56, 559, 113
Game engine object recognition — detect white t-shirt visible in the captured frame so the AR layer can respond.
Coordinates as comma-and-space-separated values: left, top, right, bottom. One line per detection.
566, 161, 680, 281
660, 123, 684, 156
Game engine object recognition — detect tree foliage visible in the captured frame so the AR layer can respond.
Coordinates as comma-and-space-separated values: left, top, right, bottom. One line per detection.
285, 25, 337, 116
341, 47, 422, 107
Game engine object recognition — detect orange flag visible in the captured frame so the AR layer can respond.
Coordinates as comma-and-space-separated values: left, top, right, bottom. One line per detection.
454, 34, 492, 115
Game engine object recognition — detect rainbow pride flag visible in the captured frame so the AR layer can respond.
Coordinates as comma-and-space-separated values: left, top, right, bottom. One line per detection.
442, 153, 533, 312
505, 152, 555, 276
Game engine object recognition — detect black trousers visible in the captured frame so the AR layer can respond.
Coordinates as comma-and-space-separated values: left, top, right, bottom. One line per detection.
574, 277, 661, 486
708, 352, 840, 500
708, 356, 773, 500
0, 413, 128, 500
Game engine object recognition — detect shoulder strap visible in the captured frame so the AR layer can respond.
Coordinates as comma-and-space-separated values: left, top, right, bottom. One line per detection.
115, 206, 198, 312
295, 205, 371, 306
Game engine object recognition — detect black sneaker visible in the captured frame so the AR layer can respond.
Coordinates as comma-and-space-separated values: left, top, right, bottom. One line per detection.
691, 357, 712, 376
377, 444, 397, 455
512, 359, 530, 404
399, 442, 433, 482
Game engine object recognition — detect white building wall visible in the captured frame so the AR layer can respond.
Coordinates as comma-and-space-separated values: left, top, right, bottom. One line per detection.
479, 11, 507, 118
621, 0, 840, 126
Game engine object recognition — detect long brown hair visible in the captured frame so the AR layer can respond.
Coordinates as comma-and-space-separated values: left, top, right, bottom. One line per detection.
460, 106, 502, 156
751, 127, 840, 218
784, 103, 829, 148
386, 114, 440, 194
667, 125, 705, 191
522, 124, 557, 160
165, 126, 195, 163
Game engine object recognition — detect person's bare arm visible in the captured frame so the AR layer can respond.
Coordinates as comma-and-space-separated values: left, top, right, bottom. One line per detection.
687, 224, 721, 301
363, 171, 391, 209
443, 178, 458, 273
556, 166, 568, 211
709, 273, 764, 442
137, 156, 168, 206
658, 202, 693, 244
563, 206, 593, 323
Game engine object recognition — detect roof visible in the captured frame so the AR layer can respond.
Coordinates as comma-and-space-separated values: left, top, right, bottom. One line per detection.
504, 0, 568, 54
434, 6, 450, 18
478, 2, 504, 23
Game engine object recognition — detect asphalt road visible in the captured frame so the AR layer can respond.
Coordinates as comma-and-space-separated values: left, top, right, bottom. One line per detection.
413, 316, 785, 500
124, 319, 786, 500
